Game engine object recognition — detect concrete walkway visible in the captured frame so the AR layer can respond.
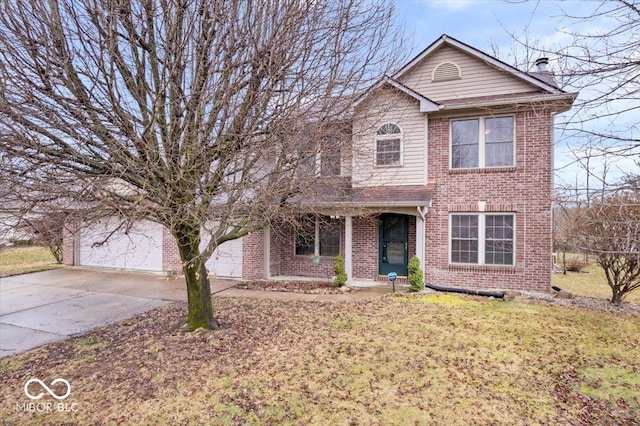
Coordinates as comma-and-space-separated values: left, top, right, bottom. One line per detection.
0, 268, 395, 358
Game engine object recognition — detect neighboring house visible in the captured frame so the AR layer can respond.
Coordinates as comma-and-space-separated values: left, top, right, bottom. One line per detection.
63, 35, 576, 292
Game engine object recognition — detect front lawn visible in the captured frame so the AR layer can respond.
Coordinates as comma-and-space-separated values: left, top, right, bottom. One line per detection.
1, 295, 638, 424
0, 245, 62, 277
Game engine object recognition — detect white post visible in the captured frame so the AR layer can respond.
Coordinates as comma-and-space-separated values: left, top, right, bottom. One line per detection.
416, 208, 426, 272
345, 215, 353, 281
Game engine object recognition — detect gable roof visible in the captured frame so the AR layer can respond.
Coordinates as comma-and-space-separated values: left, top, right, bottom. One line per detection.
393, 34, 565, 95
353, 76, 441, 112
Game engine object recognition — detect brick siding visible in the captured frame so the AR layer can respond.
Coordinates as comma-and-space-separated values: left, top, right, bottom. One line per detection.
62, 221, 76, 265
162, 228, 182, 274
424, 111, 553, 292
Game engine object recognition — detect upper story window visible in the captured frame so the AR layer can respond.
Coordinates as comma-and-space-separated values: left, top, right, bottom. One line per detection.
375, 123, 402, 166
297, 136, 342, 177
451, 116, 514, 169
319, 136, 341, 177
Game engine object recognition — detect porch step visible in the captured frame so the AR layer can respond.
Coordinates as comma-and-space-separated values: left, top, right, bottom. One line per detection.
376, 275, 409, 284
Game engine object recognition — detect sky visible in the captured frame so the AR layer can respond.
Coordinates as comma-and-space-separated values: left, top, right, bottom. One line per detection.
392, 0, 635, 192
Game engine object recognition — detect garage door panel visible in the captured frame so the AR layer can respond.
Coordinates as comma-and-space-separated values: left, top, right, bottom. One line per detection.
79, 219, 163, 272
201, 227, 243, 278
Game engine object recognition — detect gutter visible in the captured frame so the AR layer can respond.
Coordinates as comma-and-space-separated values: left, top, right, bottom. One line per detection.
438, 92, 578, 113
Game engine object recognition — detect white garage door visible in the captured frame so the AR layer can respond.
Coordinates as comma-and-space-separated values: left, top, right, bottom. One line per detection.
204, 238, 243, 278
79, 219, 163, 272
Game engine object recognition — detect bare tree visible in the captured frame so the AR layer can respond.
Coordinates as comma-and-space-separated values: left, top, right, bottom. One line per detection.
14, 213, 67, 263
0, 0, 404, 329
575, 188, 640, 304
504, 0, 639, 196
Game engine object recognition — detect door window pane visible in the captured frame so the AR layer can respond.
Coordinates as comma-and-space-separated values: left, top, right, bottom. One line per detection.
386, 241, 405, 264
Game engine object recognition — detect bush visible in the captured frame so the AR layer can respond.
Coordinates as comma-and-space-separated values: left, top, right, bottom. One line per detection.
9, 239, 33, 246
333, 255, 347, 287
565, 256, 587, 273
408, 255, 424, 292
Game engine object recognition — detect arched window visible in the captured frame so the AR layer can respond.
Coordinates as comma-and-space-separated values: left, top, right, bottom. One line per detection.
375, 123, 402, 166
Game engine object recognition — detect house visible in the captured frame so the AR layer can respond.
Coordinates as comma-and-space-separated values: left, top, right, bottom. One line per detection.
63, 35, 576, 292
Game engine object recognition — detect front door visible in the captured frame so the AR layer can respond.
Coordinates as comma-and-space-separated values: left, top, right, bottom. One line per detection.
379, 214, 408, 276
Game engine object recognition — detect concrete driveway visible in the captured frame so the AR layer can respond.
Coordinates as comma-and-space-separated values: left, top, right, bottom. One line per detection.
0, 268, 389, 358
0, 268, 194, 358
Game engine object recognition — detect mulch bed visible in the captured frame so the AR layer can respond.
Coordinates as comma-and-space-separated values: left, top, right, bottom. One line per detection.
235, 280, 351, 294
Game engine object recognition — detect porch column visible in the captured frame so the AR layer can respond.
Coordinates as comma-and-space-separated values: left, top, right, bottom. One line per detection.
345, 215, 353, 281
416, 214, 425, 272
263, 226, 271, 279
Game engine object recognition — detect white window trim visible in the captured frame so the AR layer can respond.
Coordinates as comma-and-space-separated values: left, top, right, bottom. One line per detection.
449, 115, 515, 169
374, 122, 404, 167
448, 213, 516, 266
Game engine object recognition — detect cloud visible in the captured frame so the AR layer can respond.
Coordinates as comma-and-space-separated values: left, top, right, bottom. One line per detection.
421, 0, 477, 11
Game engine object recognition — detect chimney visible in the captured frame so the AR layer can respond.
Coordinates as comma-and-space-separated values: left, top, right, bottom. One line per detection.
534, 57, 549, 72
530, 57, 556, 87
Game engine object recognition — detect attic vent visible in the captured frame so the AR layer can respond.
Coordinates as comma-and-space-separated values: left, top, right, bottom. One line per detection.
432, 62, 461, 82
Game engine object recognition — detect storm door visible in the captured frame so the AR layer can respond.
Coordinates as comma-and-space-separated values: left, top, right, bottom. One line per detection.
378, 214, 408, 276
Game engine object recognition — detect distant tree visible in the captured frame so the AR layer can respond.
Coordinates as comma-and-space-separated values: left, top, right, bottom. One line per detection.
504, 1, 639, 196
0, 0, 404, 330
16, 213, 66, 264
575, 187, 640, 304
553, 196, 584, 274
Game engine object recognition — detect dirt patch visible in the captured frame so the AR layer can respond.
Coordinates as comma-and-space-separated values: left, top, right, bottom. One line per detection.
514, 291, 640, 317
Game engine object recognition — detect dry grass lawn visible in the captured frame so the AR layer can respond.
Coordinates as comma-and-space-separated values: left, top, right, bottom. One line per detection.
0, 246, 62, 277
553, 261, 640, 304
1, 295, 638, 425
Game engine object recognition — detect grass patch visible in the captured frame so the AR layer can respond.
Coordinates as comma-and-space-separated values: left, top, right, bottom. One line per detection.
1, 295, 638, 424
0, 246, 62, 277
553, 263, 640, 304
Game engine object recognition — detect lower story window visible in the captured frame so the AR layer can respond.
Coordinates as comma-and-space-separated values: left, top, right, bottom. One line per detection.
450, 213, 514, 266
295, 215, 340, 257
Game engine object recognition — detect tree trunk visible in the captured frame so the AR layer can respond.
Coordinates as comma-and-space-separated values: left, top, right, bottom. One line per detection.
174, 224, 219, 330
610, 289, 623, 305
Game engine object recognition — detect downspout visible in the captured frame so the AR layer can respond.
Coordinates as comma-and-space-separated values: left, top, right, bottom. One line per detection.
417, 201, 431, 273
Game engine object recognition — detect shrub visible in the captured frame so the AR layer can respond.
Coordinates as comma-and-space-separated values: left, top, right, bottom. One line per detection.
333, 255, 347, 287
408, 255, 424, 292
565, 256, 587, 273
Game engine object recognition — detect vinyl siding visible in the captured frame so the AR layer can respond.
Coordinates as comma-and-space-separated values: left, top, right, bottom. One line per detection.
398, 45, 536, 102
352, 89, 425, 187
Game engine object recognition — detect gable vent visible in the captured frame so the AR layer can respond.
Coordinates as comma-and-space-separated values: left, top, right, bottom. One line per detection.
432, 62, 461, 82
